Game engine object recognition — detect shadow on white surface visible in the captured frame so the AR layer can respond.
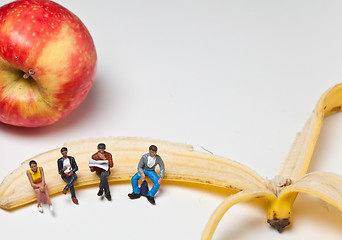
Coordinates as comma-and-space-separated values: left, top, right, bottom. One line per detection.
212, 193, 342, 240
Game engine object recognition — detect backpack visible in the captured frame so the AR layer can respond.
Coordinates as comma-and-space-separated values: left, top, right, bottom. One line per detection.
140, 180, 149, 196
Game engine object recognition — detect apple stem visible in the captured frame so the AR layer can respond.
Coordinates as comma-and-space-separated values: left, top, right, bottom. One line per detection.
23, 69, 36, 79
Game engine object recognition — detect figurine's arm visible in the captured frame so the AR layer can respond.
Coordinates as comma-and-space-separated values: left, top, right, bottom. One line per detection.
106, 153, 113, 169
140, 172, 146, 182
39, 167, 46, 191
137, 155, 146, 181
57, 158, 64, 175
71, 156, 78, 172
158, 156, 165, 177
26, 170, 38, 189
157, 157, 165, 184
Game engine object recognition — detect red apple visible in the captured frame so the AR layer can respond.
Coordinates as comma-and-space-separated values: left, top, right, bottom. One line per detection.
0, 0, 97, 127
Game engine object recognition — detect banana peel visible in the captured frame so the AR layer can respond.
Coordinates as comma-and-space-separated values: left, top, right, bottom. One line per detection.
0, 137, 265, 210
202, 83, 342, 239
1, 84, 342, 240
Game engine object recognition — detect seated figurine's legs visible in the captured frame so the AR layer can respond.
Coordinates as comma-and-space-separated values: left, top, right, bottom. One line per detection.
35, 186, 42, 206
62, 176, 70, 191
34, 182, 51, 206
42, 184, 52, 207
131, 172, 141, 194
69, 184, 76, 198
144, 171, 160, 197
63, 174, 77, 194
68, 174, 77, 198
97, 170, 110, 195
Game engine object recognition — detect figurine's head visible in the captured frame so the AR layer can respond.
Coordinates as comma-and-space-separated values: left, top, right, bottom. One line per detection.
97, 143, 106, 154
29, 160, 38, 172
61, 147, 68, 157
149, 145, 157, 157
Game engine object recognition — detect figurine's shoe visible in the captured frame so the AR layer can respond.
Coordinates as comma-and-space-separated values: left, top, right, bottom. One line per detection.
62, 189, 67, 194
97, 188, 103, 196
105, 193, 112, 201
128, 192, 141, 199
72, 197, 78, 204
37, 205, 43, 213
49, 205, 54, 212
147, 196, 155, 205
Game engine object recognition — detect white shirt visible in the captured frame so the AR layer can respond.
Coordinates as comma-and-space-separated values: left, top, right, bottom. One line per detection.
147, 156, 156, 168
63, 158, 72, 173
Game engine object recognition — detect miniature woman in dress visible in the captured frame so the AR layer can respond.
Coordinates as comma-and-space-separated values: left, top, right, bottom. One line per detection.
26, 160, 53, 213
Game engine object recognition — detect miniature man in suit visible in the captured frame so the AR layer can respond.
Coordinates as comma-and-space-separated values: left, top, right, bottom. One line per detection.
90, 143, 114, 201
128, 145, 165, 205
57, 147, 79, 204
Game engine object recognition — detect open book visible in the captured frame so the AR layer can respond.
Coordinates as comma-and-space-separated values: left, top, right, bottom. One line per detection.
88, 159, 109, 171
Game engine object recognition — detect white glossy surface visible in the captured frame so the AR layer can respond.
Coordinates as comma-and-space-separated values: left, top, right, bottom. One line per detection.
1, 1, 342, 239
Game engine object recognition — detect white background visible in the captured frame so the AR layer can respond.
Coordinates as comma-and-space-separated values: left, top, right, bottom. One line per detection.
1, 0, 342, 239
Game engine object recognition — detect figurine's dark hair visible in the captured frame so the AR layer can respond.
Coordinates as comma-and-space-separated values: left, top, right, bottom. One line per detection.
29, 160, 37, 166
97, 143, 106, 149
149, 145, 157, 152
60, 147, 68, 153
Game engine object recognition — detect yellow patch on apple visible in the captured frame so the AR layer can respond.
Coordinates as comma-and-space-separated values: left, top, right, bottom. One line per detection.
34, 24, 76, 94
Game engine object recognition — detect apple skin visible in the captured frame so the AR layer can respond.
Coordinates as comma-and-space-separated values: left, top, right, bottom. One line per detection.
0, 0, 97, 127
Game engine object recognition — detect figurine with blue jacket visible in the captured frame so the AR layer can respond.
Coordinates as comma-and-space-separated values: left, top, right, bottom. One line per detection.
57, 147, 79, 204
128, 145, 165, 205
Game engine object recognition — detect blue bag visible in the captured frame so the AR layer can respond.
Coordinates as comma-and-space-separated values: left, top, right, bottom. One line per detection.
140, 180, 149, 196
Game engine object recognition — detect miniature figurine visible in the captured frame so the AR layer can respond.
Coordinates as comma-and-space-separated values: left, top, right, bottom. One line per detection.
57, 147, 79, 204
89, 143, 114, 200
26, 160, 53, 213
128, 145, 165, 205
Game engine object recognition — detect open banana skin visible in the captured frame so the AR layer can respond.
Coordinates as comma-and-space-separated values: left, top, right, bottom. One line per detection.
1, 83, 342, 239
0, 137, 263, 210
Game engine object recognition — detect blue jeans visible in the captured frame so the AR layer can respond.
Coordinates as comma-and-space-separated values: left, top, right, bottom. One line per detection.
62, 173, 77, 198
97, 170, 110, 195
131, 171, 160, 197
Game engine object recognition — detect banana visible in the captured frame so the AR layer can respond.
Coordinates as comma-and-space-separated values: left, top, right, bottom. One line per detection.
202, 83, 342, 239
1, 84, 342, 240
0, 137, 265, 210
202, 189, 276, 239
